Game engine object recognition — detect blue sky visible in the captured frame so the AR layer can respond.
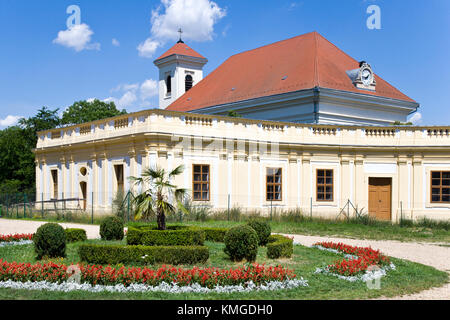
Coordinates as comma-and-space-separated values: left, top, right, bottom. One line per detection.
0, 0, 449, 127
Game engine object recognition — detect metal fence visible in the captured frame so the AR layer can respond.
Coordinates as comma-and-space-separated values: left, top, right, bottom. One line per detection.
0, 191, 441, 225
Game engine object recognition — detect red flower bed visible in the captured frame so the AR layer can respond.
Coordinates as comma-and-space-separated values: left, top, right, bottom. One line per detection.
314, 242, 390, 277
0, 259, 296, 288
0, 234, 33, 243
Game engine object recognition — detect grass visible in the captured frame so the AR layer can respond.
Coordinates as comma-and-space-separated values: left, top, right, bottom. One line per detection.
3, 205, 450, 243
0, 239, 447, 300
180, 219, 450, 243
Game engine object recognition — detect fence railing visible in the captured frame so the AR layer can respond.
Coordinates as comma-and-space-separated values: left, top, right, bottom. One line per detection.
0, 190, 443, 225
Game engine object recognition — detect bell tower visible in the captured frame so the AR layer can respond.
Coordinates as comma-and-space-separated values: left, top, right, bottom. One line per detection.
153, 33, 208, 109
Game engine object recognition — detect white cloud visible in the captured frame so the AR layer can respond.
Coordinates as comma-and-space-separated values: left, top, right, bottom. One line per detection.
53, 24, 100, 52
138, 0, 226, 58
138, 39, 160, 58
102, 78, 159, 110
0, 115, 22, 128
408, 112, 422, 125
111, 83, 140, 93
103, 97, 118, 104
87, 98, 96, 103
112, 38, 120, 47
117, 91, 137, 108
140, 79, 159, 100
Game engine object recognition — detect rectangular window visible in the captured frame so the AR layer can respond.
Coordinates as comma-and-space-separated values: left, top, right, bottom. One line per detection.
431, 171, 450, 203
193, 164, 210, 201
114, 164, 124, 195
51, 169, 58, 199
266, 168, 282, 201
317, 169, 333, 201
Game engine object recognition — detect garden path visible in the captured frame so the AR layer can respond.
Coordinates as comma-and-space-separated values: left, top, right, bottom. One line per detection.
0, 218, 101, 239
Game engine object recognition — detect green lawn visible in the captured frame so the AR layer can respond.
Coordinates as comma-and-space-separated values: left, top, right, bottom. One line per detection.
181, 220, 450, 243
0, 240, 447, 300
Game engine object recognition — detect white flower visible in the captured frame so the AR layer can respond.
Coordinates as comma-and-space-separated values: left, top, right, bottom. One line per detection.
0, 278, 308, 294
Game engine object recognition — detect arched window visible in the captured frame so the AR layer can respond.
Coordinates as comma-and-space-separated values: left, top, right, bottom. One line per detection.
166, 75, 172, 94
185, 75, 193, 92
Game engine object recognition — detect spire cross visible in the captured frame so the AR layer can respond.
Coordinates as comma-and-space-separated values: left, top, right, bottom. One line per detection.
177, 28, 184, 43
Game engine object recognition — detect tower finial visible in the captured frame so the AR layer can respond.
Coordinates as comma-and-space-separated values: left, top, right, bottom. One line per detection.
177, 28, 184, 43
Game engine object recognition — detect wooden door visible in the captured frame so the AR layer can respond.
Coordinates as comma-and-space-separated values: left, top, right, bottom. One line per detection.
368, 178, 391, 221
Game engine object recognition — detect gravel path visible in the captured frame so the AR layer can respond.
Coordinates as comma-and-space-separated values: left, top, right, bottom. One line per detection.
0, 218, 101, 240
281, 233, 450, 300
0, 219, 448, 299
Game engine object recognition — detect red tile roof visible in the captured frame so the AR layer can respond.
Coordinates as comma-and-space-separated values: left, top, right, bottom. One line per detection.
155, 42, 206, 61
167, 32, 416, 112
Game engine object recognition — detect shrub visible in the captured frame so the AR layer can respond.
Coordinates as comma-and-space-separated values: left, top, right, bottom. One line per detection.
79, 244, 209, 265
33, 223, 66, 259
65, 228, 87, 243
267, 235, 293, 259
247, 220, 271, 246
224, 225, 258, 262
100, 216, 124, 240
202, 227, 228, 242
127, 226, 205, 246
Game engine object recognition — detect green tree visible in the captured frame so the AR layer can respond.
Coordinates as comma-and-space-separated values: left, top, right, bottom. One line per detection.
227, 110, 242, 118
61, 99, 126, 126
19, 106, 61, 145
130, 165, 188, 230
392, 121, 413, 126
0, 126, 35, 193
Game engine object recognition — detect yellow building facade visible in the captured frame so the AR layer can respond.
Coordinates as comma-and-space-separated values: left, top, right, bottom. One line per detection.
34, 109, 450, 221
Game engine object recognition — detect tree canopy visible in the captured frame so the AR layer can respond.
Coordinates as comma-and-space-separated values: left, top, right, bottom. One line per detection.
0, 100, 128, 194
61, 99, 126, 126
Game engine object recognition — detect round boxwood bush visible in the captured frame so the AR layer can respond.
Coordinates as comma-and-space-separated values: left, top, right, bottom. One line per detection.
224, 225, 259, 262
246, 220, 271, 246
33, 223, 66, 259
100, 216, 124, 240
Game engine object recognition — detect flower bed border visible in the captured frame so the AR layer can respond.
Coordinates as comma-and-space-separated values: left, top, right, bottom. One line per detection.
0, 278, 308, 294
0, 260, 301, 290
0, 234, 33, 243
312, 242, 395, 282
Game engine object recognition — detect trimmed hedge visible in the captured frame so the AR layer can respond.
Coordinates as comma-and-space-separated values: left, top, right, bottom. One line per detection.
127, 225, 205, 246
202, 227, 228, 242
79, 244, 209, 265
267, 235, 293, 259
247, 220, 271, 246
65, 228, 87, 243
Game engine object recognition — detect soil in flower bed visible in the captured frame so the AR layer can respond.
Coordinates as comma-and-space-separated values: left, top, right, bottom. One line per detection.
0, 240, 447, 300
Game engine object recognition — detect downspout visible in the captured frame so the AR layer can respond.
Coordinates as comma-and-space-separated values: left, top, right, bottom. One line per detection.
313, 86, 320, 124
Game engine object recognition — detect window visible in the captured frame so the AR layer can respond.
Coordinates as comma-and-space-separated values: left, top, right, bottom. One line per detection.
266, 168, 282, 201
317, 169, 333, 201
51, 169, 58, 199
431, 171, 450, 203
193, 165, 210, 201
166, 75, 172, 94
185, 75, 193, 92
114, 164, 124, 195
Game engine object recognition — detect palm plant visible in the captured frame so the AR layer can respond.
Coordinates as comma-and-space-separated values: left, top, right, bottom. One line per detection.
129, 165, 188, 230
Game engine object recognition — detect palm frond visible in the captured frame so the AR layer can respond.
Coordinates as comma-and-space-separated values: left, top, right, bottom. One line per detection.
169, 165, 185, 178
